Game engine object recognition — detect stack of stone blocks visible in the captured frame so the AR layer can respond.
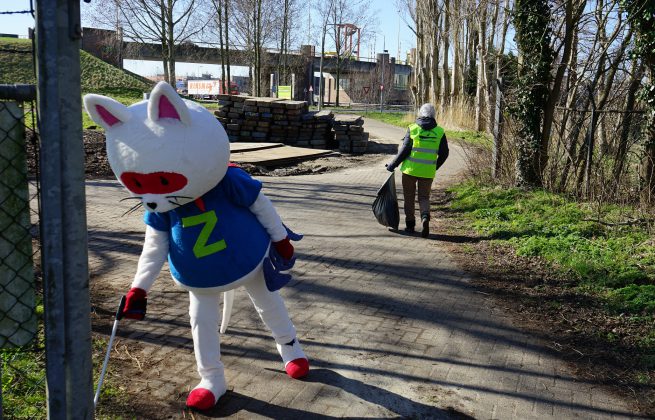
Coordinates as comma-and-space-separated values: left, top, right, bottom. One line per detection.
214, 94, 369, 154
332, 115, 368, 154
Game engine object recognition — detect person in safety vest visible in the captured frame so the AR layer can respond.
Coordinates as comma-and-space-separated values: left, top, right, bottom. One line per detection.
386, 103, 449, 238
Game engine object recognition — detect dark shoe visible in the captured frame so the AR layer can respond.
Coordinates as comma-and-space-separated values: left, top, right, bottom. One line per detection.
421, 214, 430, 238
405, 220, 415, 233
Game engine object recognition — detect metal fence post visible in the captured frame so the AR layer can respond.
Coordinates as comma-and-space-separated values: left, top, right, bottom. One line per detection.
35, 0, 93, 418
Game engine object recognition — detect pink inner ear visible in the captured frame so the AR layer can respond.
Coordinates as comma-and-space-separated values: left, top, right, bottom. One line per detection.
96, 105, 121, 126
158, 94, 181, 120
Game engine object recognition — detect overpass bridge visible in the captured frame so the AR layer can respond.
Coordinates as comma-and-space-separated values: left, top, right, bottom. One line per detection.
81, 27, 413, 104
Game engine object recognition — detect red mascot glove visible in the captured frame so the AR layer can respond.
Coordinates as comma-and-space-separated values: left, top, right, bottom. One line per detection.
273, 237, 294, 261
121, 287, 147, 320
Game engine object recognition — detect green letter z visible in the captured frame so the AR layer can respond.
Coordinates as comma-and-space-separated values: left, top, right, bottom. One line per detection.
181, 210, 227, 258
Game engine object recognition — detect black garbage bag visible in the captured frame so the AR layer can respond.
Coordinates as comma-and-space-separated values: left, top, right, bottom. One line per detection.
372, 172, 399, 230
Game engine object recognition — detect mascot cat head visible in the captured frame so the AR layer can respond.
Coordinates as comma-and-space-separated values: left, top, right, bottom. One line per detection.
84, 82, 230, 213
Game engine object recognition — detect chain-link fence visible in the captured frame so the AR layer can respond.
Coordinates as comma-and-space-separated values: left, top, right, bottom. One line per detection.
0, 88, 46, 418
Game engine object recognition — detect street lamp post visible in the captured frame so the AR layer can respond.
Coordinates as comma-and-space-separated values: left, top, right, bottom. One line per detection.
380, 52, 385, 113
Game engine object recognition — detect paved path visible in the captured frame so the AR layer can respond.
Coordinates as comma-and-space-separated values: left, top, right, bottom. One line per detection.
86, 119, 639, 419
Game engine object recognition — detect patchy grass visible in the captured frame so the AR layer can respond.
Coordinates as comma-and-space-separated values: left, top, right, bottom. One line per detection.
362, 111, 491, 147
1, 347, 46, 418
1, 37, 151, 94
362, 111, 414, 128
1, 335, 133, 418
1, 37, 152, 130
0, 37, 34, 85
0, 301, 132, 418
436, 181, 655, 413
448, 182, 655, 315
447, 130, 492, 147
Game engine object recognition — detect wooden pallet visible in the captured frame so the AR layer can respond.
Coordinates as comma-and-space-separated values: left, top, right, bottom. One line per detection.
229, 142, 283, 153
231, 145, 337, 166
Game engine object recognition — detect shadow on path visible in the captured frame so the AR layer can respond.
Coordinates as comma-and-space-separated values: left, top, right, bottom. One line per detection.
194, 368, 467, 419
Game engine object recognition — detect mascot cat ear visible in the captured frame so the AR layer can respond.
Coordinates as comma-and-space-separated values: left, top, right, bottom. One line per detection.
147, 81, 191, 125
83, 94, 131, 130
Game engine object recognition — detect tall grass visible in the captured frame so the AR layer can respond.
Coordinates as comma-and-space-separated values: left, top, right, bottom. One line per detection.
434, 97, 477, 132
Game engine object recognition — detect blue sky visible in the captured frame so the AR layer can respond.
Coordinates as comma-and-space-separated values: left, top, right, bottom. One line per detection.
0, 0, 415, 78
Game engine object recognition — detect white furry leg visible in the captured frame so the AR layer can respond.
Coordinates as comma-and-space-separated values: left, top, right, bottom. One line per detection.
243, 268, 309, 378
187, 291, 227, 410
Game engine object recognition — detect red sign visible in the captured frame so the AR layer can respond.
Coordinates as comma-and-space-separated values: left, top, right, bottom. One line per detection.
380, 84, 384, 91
362, 86, 370, 94
309, 85, 313, 92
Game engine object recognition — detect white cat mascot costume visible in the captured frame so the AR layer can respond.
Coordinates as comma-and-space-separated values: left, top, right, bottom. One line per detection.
84, 82, 309, 411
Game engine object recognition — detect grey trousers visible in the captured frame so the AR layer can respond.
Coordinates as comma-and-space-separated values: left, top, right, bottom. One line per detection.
401, 173, 433, 222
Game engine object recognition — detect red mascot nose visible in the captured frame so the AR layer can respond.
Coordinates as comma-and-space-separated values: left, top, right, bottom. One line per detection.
120, 171, 188, 195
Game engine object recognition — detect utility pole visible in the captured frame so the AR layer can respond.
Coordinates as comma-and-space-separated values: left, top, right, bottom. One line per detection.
380, 52, 385, 113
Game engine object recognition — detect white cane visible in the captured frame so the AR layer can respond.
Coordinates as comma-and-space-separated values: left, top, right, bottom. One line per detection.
94, 295, 126, 407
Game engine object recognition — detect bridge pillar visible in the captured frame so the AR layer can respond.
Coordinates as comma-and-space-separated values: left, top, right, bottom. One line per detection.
80, 27, 123, 69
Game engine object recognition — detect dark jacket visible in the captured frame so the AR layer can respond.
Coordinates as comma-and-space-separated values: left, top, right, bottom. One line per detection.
386, 117, 449, 173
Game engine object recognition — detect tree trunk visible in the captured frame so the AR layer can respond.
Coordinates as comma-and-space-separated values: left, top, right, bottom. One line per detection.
485, 0, 500, 133
513, 0, 553, 188
441, 0, 450, 111
216, 0, 226, 91
318, 4, 330, 110
540, 0, 583, 173
278, 0, 289, 87
640, 70, 655, 204
431, 27, 440, 105
451, 0, 461, 99
255, 0, 262, 96
159, 1, 169, 83
225, 0, 231, 91
167, 0, 175, 86
558, 30, 580, 191
475, 3, 487, 132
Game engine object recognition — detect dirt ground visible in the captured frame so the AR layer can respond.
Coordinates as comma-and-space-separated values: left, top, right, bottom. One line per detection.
78, 129, 397, 179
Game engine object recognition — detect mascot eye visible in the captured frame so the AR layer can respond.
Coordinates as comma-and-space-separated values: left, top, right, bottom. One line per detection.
160, 176, 169, 186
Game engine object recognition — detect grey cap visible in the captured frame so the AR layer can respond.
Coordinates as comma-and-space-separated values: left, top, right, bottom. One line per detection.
418, 103, 436, 119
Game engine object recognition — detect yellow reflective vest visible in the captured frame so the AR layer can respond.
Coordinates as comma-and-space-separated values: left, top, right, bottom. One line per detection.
400, 123, 444, 179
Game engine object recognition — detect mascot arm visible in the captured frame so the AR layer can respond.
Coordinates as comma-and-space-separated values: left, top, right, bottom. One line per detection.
131, 225, 170, 292
248, 192, 287, 242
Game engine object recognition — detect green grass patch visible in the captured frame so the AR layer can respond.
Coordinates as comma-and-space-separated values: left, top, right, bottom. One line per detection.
447, 130, 492, 147
1, 37, 152, 130
448, 182, 655, 314
362, 111, 414, 128
1, 345, 47, 418
1, 328, 131, 418
361, 111, 491, 146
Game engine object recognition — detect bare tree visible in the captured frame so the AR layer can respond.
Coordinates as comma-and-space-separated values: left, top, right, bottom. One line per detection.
86, 0, 207, 85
